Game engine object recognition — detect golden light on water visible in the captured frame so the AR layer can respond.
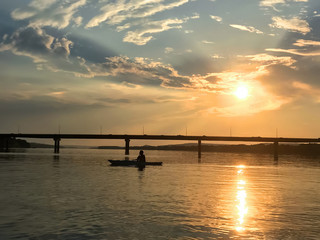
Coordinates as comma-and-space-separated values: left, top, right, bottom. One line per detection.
235, 165, 248, 232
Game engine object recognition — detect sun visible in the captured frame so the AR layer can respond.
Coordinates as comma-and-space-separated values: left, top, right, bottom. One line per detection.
234, 85, 249, 100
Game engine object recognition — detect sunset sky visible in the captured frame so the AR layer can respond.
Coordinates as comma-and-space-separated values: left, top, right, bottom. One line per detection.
1, 0, 320, 144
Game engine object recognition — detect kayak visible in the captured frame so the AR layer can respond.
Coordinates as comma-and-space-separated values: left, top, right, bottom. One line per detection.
108, 160, 162, 166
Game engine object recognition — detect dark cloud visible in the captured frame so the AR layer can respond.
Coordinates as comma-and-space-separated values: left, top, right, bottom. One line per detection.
10, 27, 52, 54
257, 60, 320, 102
258, 64, 298, 95
0, 96, 106, 117
0, 27, 74, 62
96, 97, 131, 104
293, 60, 320, 87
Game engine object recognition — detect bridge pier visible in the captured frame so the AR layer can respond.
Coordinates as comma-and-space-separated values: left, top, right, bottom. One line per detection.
4, 138, 10, 152
198, 139, 201, 158
5, 138, 9, 152
274, 141, 278, 160
125, 138, 130, 155
54, 138, 61, 153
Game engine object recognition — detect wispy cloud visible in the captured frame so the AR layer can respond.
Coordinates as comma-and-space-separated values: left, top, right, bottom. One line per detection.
241, 53, 296, 68
266, 38, 320, 56
85, 0, 189, 28
115, 13, 198, 45
11, 0, 86, 29
211, 54, 223, 59
202, 40, 215, 44
122, 18, 185, 45
230, 24, 263, 34
260, 0, 285, 8
260, 0, 308, 9
266, 47, 320, 56
293, 39, 320, 47
269, 16, 311, 34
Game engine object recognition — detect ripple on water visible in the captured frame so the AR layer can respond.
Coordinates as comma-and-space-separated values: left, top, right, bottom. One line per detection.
0, 149, 319, 239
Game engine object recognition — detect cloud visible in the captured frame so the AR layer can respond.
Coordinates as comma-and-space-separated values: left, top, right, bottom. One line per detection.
122, 18, 185, 45
0, 27, 91, 76
241, 53, 296, 68
202, 40, 215, 44
69, 54, 285, 98
11, 0, 86, 29
0, 27, 193, 89
260, 0, 285, 10
85, 0, 189, 28
211, 54, 223, 59
260, 0, 308, 9
292, 81, 311, 90
77, 56, 193, 88
210, 15, 222, 22
266, 39, 320, 56
230, 24, 263, 34
266, 47, 320, 56
0, 95, 104, 117
293, 39, 320, 46
165, 47, 174, 54
256, 61, 320, 107
0, 26, 304, 118
0, 27, 72, 62
116, 13, 199, 45
269, 16, 311, 34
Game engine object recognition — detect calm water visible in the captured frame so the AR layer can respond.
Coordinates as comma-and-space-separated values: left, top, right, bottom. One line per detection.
0, 148, 320, 240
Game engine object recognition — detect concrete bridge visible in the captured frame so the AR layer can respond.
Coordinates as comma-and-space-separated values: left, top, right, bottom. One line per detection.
1, 133, 320, 158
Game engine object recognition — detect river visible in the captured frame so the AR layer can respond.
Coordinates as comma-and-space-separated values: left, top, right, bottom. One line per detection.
0, 148, 319, 239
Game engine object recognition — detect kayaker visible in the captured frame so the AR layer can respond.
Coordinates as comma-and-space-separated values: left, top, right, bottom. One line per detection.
137, 150, 146, 170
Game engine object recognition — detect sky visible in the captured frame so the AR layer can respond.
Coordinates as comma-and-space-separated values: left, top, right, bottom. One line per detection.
1, 0, 320, 145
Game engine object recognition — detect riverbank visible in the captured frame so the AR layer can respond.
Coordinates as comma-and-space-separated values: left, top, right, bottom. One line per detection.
98, 143, 320, 156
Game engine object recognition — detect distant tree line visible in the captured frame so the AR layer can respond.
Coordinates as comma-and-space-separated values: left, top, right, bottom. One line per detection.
0, 137, 30, 149
98, 143, 320, 155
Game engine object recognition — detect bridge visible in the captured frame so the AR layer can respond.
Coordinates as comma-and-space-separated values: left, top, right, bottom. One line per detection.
1, 133, 320, 158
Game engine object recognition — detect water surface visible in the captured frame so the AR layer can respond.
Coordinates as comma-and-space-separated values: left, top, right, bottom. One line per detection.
0, 148, 319, 239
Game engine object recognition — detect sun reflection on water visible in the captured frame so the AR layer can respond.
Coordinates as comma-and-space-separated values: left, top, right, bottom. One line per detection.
235, 165, 248, 232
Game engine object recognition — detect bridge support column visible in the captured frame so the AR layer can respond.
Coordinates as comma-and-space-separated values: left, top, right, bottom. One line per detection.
125, 139, 130, 155
54, 138, 61, 154
5, 138, 10, 152
198, 139, 201, 159
274, 141, 278, 160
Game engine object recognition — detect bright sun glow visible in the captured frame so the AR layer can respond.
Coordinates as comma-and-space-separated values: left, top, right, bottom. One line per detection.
234, 86, 249, 100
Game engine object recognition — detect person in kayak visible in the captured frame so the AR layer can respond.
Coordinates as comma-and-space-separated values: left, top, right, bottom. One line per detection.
137, 150, 146, 170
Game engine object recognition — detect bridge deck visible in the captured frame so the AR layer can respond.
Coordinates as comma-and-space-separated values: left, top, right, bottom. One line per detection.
2, 133, 319, 157
1, 133, 320, 143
